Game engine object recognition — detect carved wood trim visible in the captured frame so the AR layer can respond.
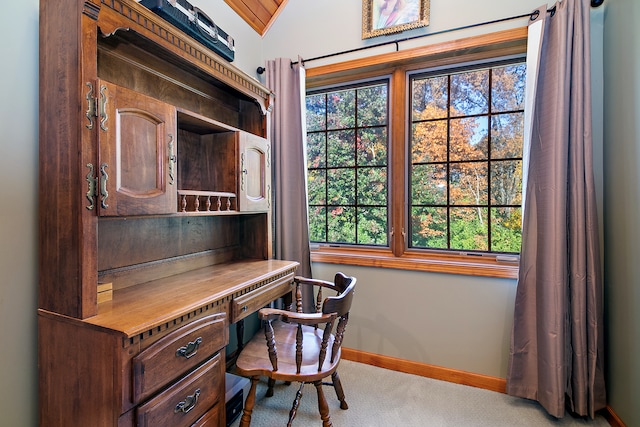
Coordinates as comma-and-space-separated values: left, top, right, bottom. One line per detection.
98, 0, 272, 113
83, 1, 101, 20
125, 299, 229, 348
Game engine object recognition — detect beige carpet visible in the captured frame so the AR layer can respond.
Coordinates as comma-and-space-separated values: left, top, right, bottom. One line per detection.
229, 360, 610, 427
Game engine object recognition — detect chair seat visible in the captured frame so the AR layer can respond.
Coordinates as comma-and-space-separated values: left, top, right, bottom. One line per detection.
236, 321, 341, 383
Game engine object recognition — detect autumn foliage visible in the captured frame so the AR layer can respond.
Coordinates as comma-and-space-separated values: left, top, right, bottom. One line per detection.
306, 62, 525, 253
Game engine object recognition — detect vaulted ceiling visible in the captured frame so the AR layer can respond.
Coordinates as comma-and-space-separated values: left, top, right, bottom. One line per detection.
223, 0, 289, 36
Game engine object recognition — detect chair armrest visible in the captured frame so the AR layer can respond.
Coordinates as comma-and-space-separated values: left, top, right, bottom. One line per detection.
259, 308, 337, 326
294, 276, 336, 290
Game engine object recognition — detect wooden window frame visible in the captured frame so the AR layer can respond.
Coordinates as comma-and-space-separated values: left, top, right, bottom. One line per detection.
305, 27, 528, 279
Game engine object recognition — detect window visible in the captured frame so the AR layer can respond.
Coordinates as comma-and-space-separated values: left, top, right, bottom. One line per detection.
304, 28, 528, 278
409, 63, 525, 253
306, 81, 389, 245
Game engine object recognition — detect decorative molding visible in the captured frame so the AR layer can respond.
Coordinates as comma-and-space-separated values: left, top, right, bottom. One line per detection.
83, 1, 101, 20
99, 0, 272, 113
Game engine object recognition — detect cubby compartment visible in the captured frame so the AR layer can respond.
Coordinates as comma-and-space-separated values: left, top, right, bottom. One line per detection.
177, 111, 239, 214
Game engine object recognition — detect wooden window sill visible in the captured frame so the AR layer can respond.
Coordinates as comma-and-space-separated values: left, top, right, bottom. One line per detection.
310, 247, 518, 279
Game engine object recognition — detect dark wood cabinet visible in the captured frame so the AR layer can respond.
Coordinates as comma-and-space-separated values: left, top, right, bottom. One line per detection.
97, 80, 177, 216
38, 1, 298, 426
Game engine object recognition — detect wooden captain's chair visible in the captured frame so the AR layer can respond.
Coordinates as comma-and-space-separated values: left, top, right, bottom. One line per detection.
235, 273, 356, 427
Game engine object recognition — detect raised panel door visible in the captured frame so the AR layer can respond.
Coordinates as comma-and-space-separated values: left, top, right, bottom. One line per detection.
239, 132, 271, 212
97, 80, 177, 216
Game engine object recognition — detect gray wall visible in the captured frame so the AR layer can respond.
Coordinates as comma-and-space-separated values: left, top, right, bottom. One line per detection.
602, 0, 640, 425
262, 0, 544, 67
312, 264, 517, 377
2, 0, 638, 426
1, 2, 39, 426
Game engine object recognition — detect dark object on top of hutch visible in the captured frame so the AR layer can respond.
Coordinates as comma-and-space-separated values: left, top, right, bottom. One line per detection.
140, 0, 236, 62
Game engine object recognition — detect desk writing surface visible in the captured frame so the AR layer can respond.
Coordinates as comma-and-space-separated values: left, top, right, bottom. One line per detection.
83, 259, 299, 337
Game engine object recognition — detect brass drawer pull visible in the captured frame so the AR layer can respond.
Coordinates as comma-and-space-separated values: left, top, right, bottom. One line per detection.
175, 337, 202, 359
174, 388, 200, 414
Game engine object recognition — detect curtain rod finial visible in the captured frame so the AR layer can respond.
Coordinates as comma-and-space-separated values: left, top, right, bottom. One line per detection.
256, 66, 265, 75
591, 0, 604, 7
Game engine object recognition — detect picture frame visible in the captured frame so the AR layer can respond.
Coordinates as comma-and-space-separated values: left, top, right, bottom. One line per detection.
362, 0, 430, 39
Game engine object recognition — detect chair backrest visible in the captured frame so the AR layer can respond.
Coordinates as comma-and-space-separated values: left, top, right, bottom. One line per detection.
322, 272, 356, 317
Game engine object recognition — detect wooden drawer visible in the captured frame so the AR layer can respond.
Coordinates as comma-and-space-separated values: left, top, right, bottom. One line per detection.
136, 352, 224, 427
192, 403, 223, 427
133, 313, 227, 403
230, 276, 294, 323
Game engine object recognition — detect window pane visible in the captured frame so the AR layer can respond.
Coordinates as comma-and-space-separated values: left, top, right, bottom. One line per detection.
492, 64, 526, 112
327, 168, 355, 205
450, 70, 489, 117
409, 61, 524, 254
491, 160, 522, 205
412, 121, 447, 163
358, 85, 388, 127
412, 76, 448, 120
307, 132, 326, 168
327, 89, 355, 130
327, 130, 355, 167
358, 127, 387, 166
450, 117, 488, 161
450, 207, 488, 251
358, 207, 388, 245
328, 206, 356, 243
491, 207, 522, 253
358, 167, 387, 205
309, 206, 327, 242
412, 164, 447, 205
308, 169, 326, 205
450, 162, 488, 205
306, 80, 389, 247
491, 113, 524, 159
411, 207, 447, 248
306, 94, 326, 132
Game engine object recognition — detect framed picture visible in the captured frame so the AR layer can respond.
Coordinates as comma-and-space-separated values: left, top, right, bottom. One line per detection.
362, 0, 430, 39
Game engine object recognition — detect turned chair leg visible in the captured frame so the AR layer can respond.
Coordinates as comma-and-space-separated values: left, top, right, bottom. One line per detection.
239, 376, 259, 427
266, 378, 276, 397
287, 382, 305, 427
331, 371, 349, 410
314, 380, 333, 427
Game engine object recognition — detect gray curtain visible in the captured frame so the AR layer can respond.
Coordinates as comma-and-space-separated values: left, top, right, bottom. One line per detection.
506, 0, 606, 419
265, 58, 312, 282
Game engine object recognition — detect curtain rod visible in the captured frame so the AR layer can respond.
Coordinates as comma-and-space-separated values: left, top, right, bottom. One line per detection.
257, 0, 604, 74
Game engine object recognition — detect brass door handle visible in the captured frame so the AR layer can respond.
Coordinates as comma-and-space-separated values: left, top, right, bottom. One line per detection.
168, 134, 176, 186
99, 163, 109, 209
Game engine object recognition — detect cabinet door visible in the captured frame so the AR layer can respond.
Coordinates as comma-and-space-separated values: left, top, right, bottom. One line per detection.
97, 80, 177, 216
238, 132, 271, 212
